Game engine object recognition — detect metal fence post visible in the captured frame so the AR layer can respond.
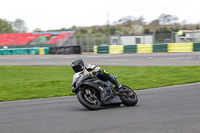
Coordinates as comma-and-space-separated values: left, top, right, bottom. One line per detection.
93, 35, 96, 46
101, 35, 104, 45
79, 37, 82, 52
108, 35, 110, 45
134, 34, 136, 45
143, 34, 145, 44
86, 35, 89, 52
170, 29, 174, 43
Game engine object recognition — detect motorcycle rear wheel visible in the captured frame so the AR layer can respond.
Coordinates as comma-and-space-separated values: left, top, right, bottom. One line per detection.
77, 90, 101, 110
119, 85, 138, 106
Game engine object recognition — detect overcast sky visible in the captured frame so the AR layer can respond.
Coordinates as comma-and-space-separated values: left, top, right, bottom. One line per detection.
1, 0, 200, 32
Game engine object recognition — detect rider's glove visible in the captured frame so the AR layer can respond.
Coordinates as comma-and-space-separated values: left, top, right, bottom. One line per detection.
88, 72, 93, 76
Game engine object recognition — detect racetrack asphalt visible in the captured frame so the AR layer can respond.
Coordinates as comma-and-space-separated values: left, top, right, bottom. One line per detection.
0, 83, 200, 133
0, 52, 200, 66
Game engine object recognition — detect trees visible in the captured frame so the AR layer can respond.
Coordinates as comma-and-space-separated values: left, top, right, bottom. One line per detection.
0, 19, 14, 33
148, 14, 179, 33
13, 19, 27, 33
149, 20, 160, 32
0, 18, 27, 33
115, 16, 145, 35
33, 28, 42, 32
158, 14, 178, 25
132, 24, 144, 34
117, 16, 136, 27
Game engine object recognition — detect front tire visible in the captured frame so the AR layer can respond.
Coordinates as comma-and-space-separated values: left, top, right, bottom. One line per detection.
119, 85, 138, 106
77, 90, 101, 110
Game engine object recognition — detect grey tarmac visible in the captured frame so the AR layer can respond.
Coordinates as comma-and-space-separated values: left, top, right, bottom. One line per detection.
0, 83, 200, 133
0, 52, 200, 66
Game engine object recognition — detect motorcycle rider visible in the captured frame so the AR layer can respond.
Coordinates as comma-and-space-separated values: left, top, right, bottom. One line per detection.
71, 59, 122, 91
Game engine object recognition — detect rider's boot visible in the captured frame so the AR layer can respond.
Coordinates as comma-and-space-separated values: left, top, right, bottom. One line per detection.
99, 70, 122, 92
105, 73, 122, 92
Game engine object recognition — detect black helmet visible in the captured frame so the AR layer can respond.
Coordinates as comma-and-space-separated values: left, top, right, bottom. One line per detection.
71, 59, 84, 73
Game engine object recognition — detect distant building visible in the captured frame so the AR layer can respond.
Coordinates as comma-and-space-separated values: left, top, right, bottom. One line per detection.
110, 35, 153, 45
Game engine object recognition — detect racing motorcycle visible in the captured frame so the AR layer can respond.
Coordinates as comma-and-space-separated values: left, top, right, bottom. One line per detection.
72, 74, 138, 110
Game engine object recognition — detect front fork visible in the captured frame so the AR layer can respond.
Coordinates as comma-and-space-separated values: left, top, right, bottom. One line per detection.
85, 89, 97, 99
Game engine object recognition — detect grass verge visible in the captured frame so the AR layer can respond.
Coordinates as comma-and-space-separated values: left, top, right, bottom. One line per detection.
0, 65, 200, 102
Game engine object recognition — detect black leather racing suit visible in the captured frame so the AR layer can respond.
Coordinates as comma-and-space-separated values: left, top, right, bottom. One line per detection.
83, 64, 121, 89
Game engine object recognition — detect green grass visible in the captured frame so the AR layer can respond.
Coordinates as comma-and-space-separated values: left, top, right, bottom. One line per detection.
0, 65, 200, 102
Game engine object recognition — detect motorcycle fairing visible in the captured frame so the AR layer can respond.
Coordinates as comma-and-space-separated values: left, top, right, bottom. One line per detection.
74, 78, 122, 106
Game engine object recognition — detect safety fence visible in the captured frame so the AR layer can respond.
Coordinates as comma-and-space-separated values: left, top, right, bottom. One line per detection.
0, 44, 56, 49
94, 43, 200, 54
49, 46, 81, 55
0, 46, 81, 55
1, 43, 199, 55
0, 47, 49, 55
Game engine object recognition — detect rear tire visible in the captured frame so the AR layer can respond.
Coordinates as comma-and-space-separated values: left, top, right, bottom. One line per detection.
119, 85, 138, 106
77, 90, 101, 110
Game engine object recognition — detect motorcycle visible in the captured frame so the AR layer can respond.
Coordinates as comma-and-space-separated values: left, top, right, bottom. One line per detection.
72, 74, 138, 110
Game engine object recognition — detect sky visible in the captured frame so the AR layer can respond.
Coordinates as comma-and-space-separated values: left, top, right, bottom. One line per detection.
1, 0, 200, 32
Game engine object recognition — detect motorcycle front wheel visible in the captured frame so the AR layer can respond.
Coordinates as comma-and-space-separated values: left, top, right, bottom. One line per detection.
77, 90, 101, 110
119, 85, 138, 106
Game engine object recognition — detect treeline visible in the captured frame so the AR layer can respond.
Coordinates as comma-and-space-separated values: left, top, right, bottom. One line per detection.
0, 18, 27, 33
69, 14, 200, 37
1, 14, 200, 36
